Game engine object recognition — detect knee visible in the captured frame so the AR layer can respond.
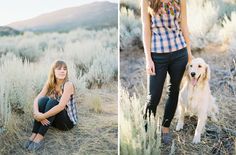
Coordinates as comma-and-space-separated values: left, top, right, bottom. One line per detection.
38, 96, 49, 108
45, 98, 59, 109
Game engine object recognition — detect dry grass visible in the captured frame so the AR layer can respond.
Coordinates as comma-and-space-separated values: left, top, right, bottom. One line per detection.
120, 88, 162, 155
87, 94, 103, 114
120, 45, 236, 154
0, 84, 117, 155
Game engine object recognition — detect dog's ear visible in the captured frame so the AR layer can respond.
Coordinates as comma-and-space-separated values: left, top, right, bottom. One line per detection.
204, 64, 211, 80
185, 63, 190, 80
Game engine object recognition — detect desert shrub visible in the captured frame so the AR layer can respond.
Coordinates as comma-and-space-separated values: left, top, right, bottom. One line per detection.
120, 0, 141, 15
187, 0, 219, 49
220, 12, 236, 43
87, 94, 103, 113
0, 54, 35, 127
120, 7, 142, 50
84, 49, 117, 88
120, 88, 162, 155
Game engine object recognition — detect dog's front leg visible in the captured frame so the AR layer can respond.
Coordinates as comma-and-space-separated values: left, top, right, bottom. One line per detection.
192, 114, 207, 144
176, 103, 185, 131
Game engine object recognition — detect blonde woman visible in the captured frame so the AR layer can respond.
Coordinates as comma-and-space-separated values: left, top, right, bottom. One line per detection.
141, 0, 193, 144
24, 60, 78, 151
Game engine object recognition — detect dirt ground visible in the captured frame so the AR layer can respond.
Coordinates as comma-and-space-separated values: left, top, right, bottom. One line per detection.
120, 45, 236, 154
0, 83, 118, 155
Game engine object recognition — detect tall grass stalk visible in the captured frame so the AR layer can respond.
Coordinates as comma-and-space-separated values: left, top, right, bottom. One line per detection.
120, 88, 161, 155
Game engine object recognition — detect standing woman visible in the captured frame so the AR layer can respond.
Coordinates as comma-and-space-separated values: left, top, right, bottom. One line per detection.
141, 0, 193, 144
24, 60, 78, 151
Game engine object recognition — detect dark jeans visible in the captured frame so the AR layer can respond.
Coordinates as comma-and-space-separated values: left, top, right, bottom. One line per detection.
144, 48, 188, 127
32, 96, 74, 136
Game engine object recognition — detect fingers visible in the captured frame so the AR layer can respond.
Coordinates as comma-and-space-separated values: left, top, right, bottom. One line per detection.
146, 66, 156, 75
146, 59, 156, 75
152, 64, 155, 75
44, 119, 50, 126
146, 67, 151, 75
41, 119, 50, 126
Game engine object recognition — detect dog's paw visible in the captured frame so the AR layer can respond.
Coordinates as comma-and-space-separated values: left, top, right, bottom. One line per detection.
176, 122, 184, 131
192, 136, 201, 144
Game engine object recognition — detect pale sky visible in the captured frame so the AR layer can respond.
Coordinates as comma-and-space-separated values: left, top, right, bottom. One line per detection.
0, 0, 117, 26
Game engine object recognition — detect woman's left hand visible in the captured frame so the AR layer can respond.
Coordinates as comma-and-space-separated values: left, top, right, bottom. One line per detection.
34, 112, 46, 121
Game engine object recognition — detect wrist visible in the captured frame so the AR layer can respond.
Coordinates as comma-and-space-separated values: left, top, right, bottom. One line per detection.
42, 113, 47, 119
33, 110, 39, 115
145, 56, 152, 61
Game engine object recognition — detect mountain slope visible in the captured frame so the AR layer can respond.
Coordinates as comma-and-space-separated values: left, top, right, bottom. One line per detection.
0, 26, 22, 36
8, 1, 117, 32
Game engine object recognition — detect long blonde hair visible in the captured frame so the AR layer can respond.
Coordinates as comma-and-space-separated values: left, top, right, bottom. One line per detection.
147, 0, 180, 16
46, 60, 68, 96
147, 0, 162, 15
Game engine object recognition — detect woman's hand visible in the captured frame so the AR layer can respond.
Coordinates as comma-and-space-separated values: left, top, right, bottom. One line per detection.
40, 119, 50, 126
34, 112, 46, 121
146, 57, 156, 75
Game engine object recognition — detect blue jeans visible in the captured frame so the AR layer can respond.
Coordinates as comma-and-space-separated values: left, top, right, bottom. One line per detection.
32, 96, 74, 136
144, 48, 188, 127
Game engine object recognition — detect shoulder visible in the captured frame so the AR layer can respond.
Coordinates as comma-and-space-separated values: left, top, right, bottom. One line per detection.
63, 81, 75, 95
141, 0, 150, 9
180, 0, 186, 6
141, 0, 149, 6
43, 82, 50, 90
64, 81, 74, 89
141, 0, 151, 18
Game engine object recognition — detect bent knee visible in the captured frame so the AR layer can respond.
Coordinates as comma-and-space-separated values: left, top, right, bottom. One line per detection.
46, 98, 59, 107
38, 96, 50, 106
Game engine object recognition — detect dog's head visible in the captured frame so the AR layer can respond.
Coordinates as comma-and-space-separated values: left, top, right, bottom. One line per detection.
187, 58, 210, 86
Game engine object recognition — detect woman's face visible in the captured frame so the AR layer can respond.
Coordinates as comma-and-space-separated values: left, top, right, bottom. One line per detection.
54, 65, 67, 80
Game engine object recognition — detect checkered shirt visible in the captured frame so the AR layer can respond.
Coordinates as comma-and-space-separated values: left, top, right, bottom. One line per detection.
58, 82, 78, 125
151, 2, 186, 53
66, 94, 78, 125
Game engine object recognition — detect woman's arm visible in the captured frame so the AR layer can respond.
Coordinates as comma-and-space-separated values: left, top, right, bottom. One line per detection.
37, 82, 74, 120
141, 0, 155, 75
180, 0, 193, 62
33, 83, 48, 114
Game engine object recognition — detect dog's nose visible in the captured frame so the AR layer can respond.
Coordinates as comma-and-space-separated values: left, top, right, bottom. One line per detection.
191, 72, 196, 77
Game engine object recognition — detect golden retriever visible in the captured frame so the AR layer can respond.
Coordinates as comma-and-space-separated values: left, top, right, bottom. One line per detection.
176, 58, 218, 144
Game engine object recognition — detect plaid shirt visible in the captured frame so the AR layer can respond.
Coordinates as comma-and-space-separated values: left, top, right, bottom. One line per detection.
66, 94, 78, 125
57, 82, 78, 125
151, 2, 186, 53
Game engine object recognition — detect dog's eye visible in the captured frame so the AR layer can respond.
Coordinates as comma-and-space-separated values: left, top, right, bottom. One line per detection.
198, 65, 202, 68
190, 65, 192, 67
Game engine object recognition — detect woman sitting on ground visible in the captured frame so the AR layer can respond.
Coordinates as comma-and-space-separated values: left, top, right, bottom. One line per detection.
24, 60, 78, 151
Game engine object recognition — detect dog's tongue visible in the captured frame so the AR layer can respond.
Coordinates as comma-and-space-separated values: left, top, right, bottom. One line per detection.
191, 78, 197, 86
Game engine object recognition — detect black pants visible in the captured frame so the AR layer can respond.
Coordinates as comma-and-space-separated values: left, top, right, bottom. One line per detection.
144, 48, 188, 127
32, 96, 74, 136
